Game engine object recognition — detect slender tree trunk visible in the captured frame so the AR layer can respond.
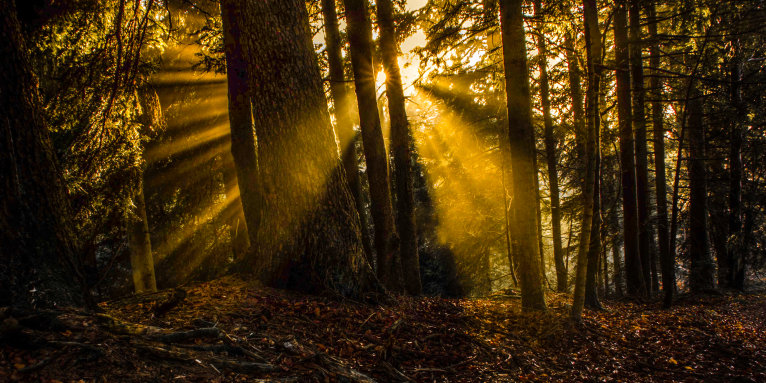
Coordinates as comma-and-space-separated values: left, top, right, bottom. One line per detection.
321, 0, 374, 263
585, 118, 603, 309
687, 86, 716, 293
238, 0, 380, 298
377, 0, 421, 295
222, 163, 250, 260
649, 0, 673, 305
534, 0, 564, 295
572, 0, 601, 320
128, 87, 165, 293
0, 1, 85, 308
728, 41, 745, 291
221, 0, 261, 257
615, 2, 646, 297
343, 0, 402, 292
499, 0, 546, 311
629, 0, 654, 295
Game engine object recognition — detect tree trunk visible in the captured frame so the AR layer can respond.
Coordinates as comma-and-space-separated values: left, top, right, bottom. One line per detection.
343, 0, 402, 292
321, 0, 374, 263
585, 117, 602, 310
535, 9, 566, 294
238, 0, 380, 298
572, 0, 601, 321
128, 87, 165, 293
564, 30, 584, 294
728, 41, 745, 291
687, 86, 716, 293
629, 0, 654, 295
221, 0, 261, 257
222, 163, 250, 261
377, 0, 421, 295
499, 0, 546, 311
648, 1, 673, 306
615, 1, 646, 297
0, 1, 84, 308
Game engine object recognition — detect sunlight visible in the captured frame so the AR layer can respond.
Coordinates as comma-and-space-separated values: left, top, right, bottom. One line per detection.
146, 121, 230, 162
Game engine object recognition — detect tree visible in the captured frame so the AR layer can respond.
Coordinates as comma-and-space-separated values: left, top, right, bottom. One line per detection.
0, 1, 85, 308
571, 0, 601, 320
377, 0, 422, 295
646, 3, 674, 306
221, 0, 260, 255
128, 87, 164, 293
534, 0, 565, 294
499, 0, 546, 311
687, 86, 716, 292
321, 0, 374, 262
629, 0, 654, 294
237, 0, 379, 298
614, 1, 646, 297
343, 0, 402, 292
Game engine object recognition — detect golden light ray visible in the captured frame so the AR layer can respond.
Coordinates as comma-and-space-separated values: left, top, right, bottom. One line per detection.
146, 121, 230, 162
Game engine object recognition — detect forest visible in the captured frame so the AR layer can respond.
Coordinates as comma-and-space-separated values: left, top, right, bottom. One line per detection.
1, 0, 765, 381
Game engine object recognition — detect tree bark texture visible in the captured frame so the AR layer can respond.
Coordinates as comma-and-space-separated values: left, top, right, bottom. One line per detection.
238, 0, 380, 298
500, 0, 546, 311
0, 1, 84, 308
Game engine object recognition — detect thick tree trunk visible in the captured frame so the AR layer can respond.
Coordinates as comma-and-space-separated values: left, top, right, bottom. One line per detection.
687, 87, 716, 293
0, 1, 84, 308
629, 0, 654, 294
221, 0, 261, 256
615, 2, 646, 297
534, 0, 561, 294
499, 0, 546, 311
377, 0, 422, 295
572, 0, 601, 321
343, 0, 402, 292
321, 0, 374, 263
238, 0, 379, 298
647, 3, 673, 305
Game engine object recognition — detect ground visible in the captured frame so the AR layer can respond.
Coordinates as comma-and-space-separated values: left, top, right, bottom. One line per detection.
1, 276, 764, 382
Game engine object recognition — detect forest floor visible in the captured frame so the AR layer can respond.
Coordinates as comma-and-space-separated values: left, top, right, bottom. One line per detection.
1, 276, 765, 382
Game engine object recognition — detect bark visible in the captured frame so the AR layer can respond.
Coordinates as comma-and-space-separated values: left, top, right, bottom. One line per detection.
377, 0, 421, 295
238, 0, 380, 298
614, 2, 646, 297
585, 113, 602, 310
0, 1, 84, 308
572, 0, 600, 321
535, 0, 565, 294
499, 0, 546, 311
221, 0, 261, 256
648, 2, 673, 305
321, 0, 374, 262
629, 0, 654, 295
343, 0, 402, 292
687, 87, 716, 293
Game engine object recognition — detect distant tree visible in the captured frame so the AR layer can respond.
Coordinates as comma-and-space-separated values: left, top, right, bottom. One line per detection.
571, 0, 600, 321
0, 1, 85, 308
687, 85, 716, 293
499, 0, 546, 311
614, 1, 646, 297
343, 0, 403, 292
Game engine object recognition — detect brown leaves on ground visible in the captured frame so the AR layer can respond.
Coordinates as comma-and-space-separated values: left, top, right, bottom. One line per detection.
1, 276, 764, 382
